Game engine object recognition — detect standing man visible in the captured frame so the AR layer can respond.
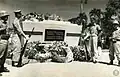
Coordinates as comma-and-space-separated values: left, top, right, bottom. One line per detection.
83, 16, 101, 63
14, 10, 25, 48
0, 11, 10, 72
12, 10, 28, 66
109, 20, 120, 65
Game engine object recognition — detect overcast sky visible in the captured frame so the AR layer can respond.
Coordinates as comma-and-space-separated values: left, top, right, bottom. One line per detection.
0, 0, 108, 20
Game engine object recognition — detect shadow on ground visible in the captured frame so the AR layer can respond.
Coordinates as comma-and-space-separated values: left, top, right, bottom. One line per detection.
98, 61, 119, 67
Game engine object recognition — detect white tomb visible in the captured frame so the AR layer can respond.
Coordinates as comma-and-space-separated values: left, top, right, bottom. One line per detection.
23, 20, 82, 46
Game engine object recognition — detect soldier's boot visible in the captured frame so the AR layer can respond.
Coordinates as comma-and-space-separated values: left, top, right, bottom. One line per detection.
12, 61, 15, 67
0, 65, 9, 72
0, 67, 9, 72
118, 61, 120, 66
109, 60, 113, 65
12, 61, 18, 67
93, 57, 97, 64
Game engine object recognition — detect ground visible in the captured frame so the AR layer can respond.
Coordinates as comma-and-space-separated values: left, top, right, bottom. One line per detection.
0, 50, 120, 77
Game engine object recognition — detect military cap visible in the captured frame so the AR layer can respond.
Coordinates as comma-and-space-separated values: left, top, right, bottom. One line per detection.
14, 10, 21, 13
0, 11, 9, 17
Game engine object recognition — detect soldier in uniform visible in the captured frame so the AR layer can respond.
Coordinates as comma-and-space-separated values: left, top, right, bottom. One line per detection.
109, 20, 120, 65
13, 10, 26, 48
11, 10, 28, 66
83, 16, 101, 63
0, 11, 10, 72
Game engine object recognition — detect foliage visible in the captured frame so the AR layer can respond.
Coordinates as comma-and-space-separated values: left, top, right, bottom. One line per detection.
24, 41, 87, 61
101, 0, 120, 37
89, 8, 103, 25
70, 46, 86, 61
68, 12, 88, 26
107, 0, 120, 11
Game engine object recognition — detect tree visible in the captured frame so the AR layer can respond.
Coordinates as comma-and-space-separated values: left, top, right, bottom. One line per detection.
101, 0, 120, 37
107, 0, 120, 10
100, 0, 120, 48
89, 8, 103, 25
106, 0, 120, 18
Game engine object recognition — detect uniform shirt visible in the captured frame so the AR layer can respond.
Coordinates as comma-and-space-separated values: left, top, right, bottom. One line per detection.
13, 17, 25, 47
0, 20, 7, 35
89, 23, 101, 36
83, 27, 90, 37
0, 20, 9, 40
112, 28, 120, 40
13, 18, 24, 36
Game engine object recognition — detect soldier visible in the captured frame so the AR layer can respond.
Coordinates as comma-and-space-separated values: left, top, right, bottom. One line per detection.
83, 16, 101, 63
11, 10, 28, 66
109, 20, 120, 65
82, 25, 91, 61
13, 10, 26, 48
0, 11, 10, 72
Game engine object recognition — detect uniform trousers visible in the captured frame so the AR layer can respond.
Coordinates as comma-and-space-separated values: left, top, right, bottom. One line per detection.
0, 39, 8, 68
109, 41, 120, 61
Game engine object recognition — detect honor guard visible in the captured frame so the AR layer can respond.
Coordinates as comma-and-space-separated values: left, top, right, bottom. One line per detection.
12, 10, 28, 66
0, 11, 10, 72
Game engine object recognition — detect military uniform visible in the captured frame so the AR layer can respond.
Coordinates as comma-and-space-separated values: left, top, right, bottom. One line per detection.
0, 11, 10, 72
84, 23, 101, 62
13, 17, 24, 48
10, 28, 21, 63
11, 10, 27, 66
0, 20, 9, 66
109, 20, 120, 65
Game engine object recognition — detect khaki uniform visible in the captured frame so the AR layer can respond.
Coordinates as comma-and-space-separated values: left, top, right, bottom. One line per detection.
88, 24, 101, 61
10, 34, 21, 62
11, 18, 25, 62
83, 27, 90, 51
109, 28, 120, 61
13, 18, 24, 47
0, 20, 9, 67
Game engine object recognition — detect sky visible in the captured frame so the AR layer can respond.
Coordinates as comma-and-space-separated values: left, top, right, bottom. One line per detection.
0, 0, 109, 20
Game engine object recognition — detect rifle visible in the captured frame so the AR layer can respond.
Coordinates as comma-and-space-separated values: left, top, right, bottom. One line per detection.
17, 27, 35, 67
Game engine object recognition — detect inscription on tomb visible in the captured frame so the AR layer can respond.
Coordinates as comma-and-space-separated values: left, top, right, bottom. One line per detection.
45, 29, 65, 41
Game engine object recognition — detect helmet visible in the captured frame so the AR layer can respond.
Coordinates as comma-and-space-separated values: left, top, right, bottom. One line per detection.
0, 11, 9, 17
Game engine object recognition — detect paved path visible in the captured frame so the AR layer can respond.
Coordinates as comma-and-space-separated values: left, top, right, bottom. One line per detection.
1, 52, 120, 77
